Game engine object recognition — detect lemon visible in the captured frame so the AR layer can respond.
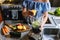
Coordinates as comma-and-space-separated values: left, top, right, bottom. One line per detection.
17, 26, 23, 30
29, 10, 37, 16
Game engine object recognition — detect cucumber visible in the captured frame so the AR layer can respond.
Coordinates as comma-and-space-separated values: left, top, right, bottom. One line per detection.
48, 12, 54, 15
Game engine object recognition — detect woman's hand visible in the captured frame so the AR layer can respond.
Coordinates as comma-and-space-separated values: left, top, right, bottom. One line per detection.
22, 12, 27, 17
23, 10, 34, 17
22, 8, 27, 17
39, 11, 48, 31
29, 10, 37, 16
39, 25, 44, 31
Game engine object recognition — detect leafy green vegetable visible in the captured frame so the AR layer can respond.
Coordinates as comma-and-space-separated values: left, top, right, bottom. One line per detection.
54, 7, 60, 16
48, 7, 60, 16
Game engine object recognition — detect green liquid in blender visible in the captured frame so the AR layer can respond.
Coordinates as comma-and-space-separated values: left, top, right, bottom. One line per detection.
32, 20, 40, 28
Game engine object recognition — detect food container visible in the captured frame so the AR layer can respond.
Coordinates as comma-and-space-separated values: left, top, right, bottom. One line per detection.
28, 16, 42, 34
5, 23, 31, 38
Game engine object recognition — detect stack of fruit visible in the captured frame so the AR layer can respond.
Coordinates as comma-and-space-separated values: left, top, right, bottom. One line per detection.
7, 23, 30, 32
12, 23, 27, 30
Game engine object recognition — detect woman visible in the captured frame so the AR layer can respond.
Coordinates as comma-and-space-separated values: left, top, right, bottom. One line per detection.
22, 0, 51, 31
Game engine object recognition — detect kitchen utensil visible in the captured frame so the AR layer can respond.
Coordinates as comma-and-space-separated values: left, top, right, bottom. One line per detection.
30, 16, 42, 34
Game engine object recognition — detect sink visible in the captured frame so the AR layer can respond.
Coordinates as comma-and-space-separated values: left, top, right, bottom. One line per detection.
44, 28, 59, 35
45, 18, 51, 24
52, 17, 60, 26
43, 35, 59, 40
44, 15, 56, 27
43, 28, 60, 40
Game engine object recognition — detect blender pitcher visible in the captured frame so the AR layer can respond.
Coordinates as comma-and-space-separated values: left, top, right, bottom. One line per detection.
31, 16, 43, 34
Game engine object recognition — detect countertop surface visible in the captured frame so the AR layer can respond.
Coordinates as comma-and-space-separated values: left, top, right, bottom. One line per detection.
0, 20, 59, 40
0, 7, 60, 40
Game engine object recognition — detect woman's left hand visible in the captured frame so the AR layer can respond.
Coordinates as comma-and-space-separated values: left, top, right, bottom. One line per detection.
39, 25, 43, 31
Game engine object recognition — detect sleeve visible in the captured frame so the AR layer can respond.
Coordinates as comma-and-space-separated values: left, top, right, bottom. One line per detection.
22, 0, 27, 8
42, 2, 51, 13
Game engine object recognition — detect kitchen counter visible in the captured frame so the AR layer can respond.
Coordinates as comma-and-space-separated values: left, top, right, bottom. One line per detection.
44, 7, 60, 29
0, 22, 59, 40
0, 7, 60, 40
0, 28, 59, 40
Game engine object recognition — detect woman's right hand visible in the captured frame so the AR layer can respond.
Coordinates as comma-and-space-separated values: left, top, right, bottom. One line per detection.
22, 11, 28, 17
22, 8, 28, 17
29, 10, 37, 16
22, 10, 33, 17
22, 9, 37, 17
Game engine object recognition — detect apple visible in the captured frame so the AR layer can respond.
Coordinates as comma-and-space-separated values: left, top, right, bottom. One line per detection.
17, 23, 23, 26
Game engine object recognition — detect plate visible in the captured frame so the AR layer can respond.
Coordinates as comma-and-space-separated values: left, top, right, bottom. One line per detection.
16, 25, 31, 32
12, 24, 31, 32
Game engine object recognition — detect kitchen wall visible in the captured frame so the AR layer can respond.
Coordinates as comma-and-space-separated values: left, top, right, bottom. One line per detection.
50, 0, 60, 7
0, 0, 5, 3
0, 0, 60, 7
